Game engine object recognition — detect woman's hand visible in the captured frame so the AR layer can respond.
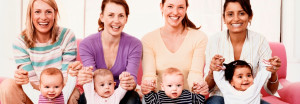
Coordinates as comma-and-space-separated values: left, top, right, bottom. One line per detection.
119, 73, 136, 91
67, 61, 83, 77
192, 81, 209, 95
209, 55, 225, 72
77, 66, 93, 85
14, 69, 29, 85
266, 56, 281, 74
141, 80, 156, 95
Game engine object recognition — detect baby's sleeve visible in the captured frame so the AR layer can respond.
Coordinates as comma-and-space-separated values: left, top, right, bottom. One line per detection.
22, 83, 40, 104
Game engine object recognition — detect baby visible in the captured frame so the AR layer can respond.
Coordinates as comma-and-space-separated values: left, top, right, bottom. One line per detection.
83, 68, 130, 104
143, 68, 205, 104
213, 60, 271, 104
22, 68, 76, 104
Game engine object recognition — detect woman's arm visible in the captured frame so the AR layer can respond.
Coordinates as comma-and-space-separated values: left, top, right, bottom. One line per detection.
13, 37, 39, 85
123, 40, 143, 90
188, 33, 208, 91
259, 38, 279, 94
61, 30, 77, 78
141, 39, 157, 82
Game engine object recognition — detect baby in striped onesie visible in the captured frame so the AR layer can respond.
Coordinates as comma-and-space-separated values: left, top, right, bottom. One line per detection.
143, 68, 205, 104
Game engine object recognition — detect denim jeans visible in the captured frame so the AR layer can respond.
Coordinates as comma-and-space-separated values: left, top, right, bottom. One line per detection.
205, 96, 270, 104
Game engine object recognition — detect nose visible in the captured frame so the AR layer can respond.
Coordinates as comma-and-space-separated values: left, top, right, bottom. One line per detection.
173, 8, 179, 15
233, 14, 240, 21
113, 16, 120, 23
40, 12, 47, 20
49, 88, 55, 92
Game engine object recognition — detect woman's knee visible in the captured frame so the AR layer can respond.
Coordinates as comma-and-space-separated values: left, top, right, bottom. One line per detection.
0, 78, 21, 93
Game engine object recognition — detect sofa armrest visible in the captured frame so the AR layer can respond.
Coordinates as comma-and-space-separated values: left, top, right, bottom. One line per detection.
278, 82, 300, 104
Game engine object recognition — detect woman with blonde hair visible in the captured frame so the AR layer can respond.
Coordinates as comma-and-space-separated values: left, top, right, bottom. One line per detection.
0, 0, 81, 103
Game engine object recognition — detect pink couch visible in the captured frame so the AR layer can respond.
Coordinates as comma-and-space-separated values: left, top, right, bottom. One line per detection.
261, 42, 300, 104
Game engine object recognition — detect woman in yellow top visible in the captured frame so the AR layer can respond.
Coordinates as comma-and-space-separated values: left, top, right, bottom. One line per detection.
141, 0, 209, 95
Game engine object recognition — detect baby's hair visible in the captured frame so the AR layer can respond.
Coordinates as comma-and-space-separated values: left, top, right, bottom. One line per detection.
162, 68, 184, 81
40, 68, 63, 84
224, 60, 253, 82
93, 69, 114, 80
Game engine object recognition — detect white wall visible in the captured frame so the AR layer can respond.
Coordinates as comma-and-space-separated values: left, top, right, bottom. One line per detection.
0, 0, 299, 81
0, 0, 21, 78
294, 0, 300, 60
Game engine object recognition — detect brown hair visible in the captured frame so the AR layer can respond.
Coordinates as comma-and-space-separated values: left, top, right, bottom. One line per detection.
161, 0, 200, 30
223, 0, 253, 18
98, 0, 130, 31
40, 68, 63, 84
23, 0, 59, 48
162, 68, 184, 81
93, 69, 114, 80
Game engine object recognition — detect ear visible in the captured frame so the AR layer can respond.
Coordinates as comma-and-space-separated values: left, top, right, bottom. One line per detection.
160, 3, 163, 14
100, 13, 104, 22
114, 82, 116, 86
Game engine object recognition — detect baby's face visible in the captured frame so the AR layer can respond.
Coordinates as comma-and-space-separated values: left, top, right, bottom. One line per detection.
94, 75, 116, 98
40, 74, 63, 99
161, 74, 184, 99
230, 67, 254, 91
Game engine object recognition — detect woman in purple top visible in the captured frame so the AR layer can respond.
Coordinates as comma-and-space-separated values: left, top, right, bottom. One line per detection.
77, 0, 142, 104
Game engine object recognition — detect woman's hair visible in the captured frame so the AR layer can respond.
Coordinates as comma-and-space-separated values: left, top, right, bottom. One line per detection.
98, 0, 129, 31
224, 60, 253, 82
40, 68, 63, 84
223, 0, 253, 18
23, 0, 59, 48
161, 0, 200, 30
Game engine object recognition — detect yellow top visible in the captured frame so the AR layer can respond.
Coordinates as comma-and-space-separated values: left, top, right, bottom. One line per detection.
141, 28, 208, 91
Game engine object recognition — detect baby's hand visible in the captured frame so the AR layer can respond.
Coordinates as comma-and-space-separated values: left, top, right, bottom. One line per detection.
119, 72, 130, 80
141, 80, 156, 95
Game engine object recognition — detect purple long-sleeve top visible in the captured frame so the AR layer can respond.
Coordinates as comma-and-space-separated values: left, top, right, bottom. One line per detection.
79, 31, 142, 87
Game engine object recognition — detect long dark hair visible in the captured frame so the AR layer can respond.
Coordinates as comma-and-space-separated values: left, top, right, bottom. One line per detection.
98, 0, 129, 31
224, 60, 253, 82
161, 0, 200, 30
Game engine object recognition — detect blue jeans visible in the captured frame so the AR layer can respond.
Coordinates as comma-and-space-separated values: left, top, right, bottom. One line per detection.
205, 96, 270, 104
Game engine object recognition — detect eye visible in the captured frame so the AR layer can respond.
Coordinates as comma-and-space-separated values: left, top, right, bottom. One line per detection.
34, 11, 40, 14
55, 86, 59, 88
168, 5, 173, 8
108, 82, 112, 85
45, 86, 49, 88
177, 84, 181, 87
247, 74, 252, 77
239, 12, 245, 16
108, 14, 114, 17
227, 13, 233, 17
168, 85, 172, 87
46, 11, 53, 14
119, 14, 125, 18
179, 6, 184, 9
101, 84, 105, 86
238, 76, 242, 78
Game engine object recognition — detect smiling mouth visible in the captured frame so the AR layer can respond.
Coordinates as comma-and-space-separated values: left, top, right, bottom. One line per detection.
231, 23, 242, 27
169, 16, 179, 20
39, 22, 49, 27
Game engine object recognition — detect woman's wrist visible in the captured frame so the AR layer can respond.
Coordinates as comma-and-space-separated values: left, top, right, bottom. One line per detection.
269, 73, 278, 84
